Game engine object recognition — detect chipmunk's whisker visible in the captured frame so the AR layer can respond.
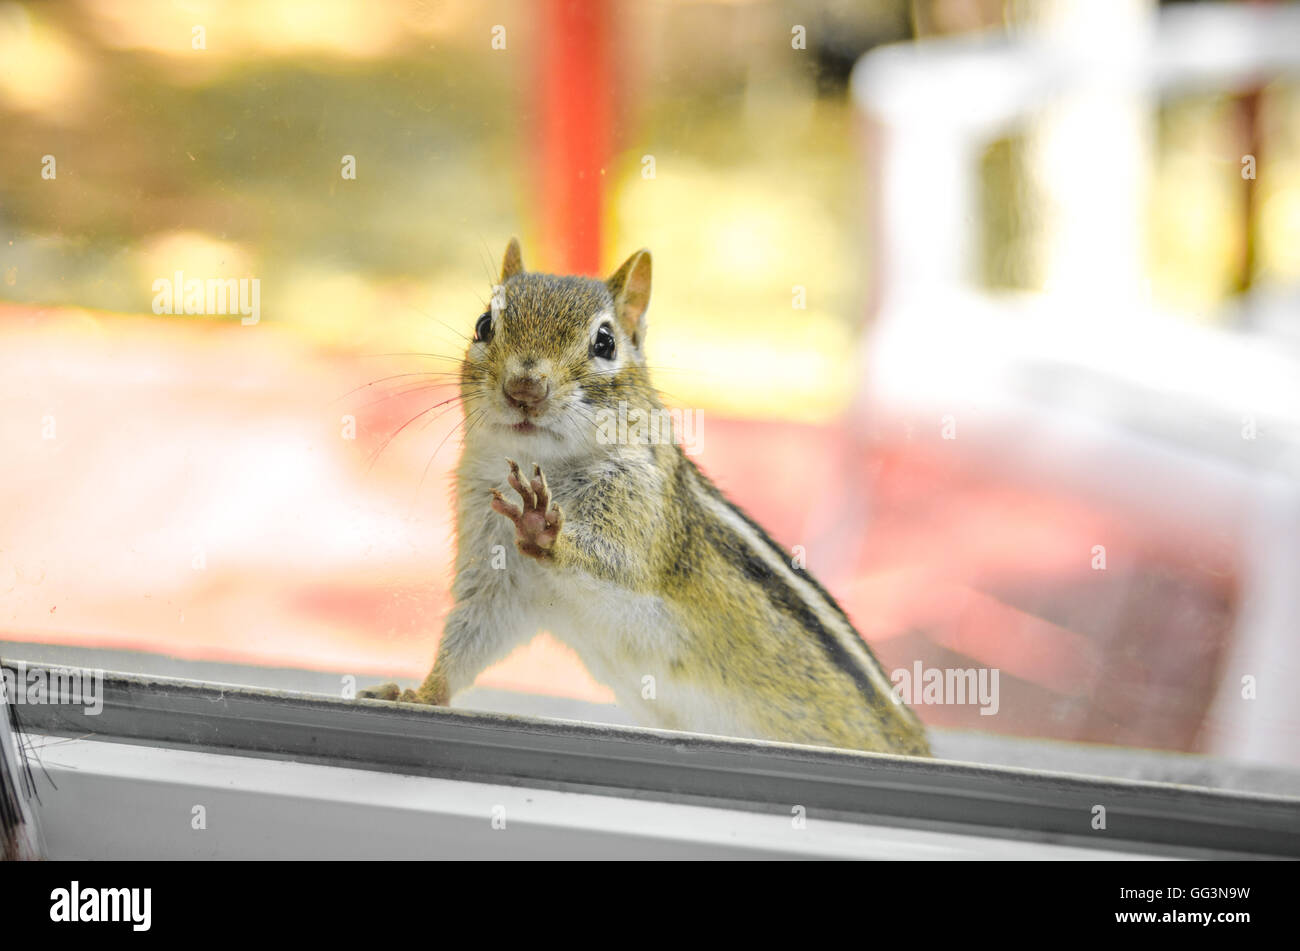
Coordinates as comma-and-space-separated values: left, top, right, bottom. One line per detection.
412, 406, 484, 507
360, 352, 468, 364
398, 299, 474, 345
334, 372, 459, 404
352, 382, 460, 413
366, 394, 478, 472
569, 367, 691, 407
475, 235, 502, 288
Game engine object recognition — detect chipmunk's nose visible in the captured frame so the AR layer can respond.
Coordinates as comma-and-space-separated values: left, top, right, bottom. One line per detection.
503, 374, 550, 411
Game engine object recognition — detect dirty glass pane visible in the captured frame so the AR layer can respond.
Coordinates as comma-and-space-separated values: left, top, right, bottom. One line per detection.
2, 0, 1299, 804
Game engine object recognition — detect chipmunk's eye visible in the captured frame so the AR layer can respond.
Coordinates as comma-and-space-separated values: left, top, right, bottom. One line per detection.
591, 323, 616, 360
474, 312, 493, 344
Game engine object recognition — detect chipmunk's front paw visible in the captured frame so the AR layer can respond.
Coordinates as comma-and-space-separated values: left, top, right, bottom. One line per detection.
357, 678, 448, 705
491, 459, 564, 560
357, 682, 403, 701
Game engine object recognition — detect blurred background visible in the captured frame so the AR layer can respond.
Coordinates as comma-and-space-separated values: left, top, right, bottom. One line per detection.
2, 0, 1299, 782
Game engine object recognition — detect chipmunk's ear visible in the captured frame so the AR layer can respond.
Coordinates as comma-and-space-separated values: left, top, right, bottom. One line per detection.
501, 238, 524, 282
606, 249, 651, 348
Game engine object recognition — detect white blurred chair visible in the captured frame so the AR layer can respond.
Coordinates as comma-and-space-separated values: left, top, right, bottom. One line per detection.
852, 1, 1300, 765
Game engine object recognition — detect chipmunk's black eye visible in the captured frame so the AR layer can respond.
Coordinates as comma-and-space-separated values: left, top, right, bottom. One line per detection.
591, 323, 616, 360
474, 312, 493, 344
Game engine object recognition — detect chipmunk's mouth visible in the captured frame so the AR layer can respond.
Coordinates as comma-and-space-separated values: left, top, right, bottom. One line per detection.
495, 417, 555, 438
494, 397, 559, 439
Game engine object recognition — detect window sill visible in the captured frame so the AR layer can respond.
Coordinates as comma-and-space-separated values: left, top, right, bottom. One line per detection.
8, 662, 1299, 859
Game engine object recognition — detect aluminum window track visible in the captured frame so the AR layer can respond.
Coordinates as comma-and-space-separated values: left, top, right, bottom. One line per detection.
8, 662, 1298, 859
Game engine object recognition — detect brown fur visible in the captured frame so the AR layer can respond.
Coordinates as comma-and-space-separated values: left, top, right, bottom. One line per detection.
363, 240, 930, 756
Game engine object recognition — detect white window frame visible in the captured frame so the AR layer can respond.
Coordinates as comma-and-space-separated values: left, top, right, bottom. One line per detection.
9, 662, 1300, 859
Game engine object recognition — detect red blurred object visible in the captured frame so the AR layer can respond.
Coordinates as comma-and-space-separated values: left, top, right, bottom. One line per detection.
537, 0, 612, 275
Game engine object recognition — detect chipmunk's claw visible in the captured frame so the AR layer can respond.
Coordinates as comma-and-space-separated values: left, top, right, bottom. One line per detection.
505, 457, 535, 508
493, 460, 562, 559
490, 487, 521, 521
357, 681, 403, 701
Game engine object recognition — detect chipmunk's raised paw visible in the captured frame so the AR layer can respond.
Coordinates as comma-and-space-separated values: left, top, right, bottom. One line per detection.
491, 459, 563, 559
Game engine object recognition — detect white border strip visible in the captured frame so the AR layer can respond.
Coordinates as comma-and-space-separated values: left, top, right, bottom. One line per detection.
28, 736, 1160, 860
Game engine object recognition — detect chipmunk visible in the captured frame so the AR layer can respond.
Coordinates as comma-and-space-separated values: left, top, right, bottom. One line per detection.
360, 239, 930, 756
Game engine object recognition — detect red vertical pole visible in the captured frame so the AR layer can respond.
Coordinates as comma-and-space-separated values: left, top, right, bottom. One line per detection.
538, 0, 612, 275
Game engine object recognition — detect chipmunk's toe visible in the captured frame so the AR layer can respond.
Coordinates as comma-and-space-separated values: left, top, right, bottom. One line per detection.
357, 681, 402, 701
505, 458, 535, 507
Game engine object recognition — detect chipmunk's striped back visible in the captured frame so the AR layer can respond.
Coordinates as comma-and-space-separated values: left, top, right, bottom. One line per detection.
639, 450, 931, 755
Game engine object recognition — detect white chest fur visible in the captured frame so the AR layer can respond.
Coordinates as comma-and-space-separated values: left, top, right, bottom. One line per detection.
453, 448, 731, 732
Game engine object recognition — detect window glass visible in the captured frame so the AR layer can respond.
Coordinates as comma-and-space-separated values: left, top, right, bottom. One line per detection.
1, 0, 1298, 799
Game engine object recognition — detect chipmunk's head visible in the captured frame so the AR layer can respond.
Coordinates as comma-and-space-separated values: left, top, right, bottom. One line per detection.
461, 238, 654, 459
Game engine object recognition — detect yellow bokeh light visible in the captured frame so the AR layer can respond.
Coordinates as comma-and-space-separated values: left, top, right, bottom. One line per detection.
0, 4, 92, 117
